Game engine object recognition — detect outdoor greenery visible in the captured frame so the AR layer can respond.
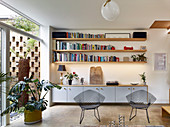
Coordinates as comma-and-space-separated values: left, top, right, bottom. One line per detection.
0, 72, 11, 84
7, 16, 39, 34
1, 75, 61, 116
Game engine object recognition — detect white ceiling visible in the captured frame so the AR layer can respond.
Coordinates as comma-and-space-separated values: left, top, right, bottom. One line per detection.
2, 0, 170, 29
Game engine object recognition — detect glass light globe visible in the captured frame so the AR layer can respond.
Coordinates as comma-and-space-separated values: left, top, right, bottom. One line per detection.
101, 0, 120, 21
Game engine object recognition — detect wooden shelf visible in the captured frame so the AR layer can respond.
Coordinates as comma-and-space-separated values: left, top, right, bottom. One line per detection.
53, 49, 147, 52
52, 38, 146, 41
53, 61, 147, 64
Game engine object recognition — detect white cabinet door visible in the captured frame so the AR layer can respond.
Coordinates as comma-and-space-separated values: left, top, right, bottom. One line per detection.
68, 87, 84, 102
99, 87, 116, 103
52, 87, 67, 102
132, 86, 147, 92
116, 87, 131, 103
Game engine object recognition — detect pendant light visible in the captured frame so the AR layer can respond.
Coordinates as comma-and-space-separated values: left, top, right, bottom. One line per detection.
101, 0, 120, 21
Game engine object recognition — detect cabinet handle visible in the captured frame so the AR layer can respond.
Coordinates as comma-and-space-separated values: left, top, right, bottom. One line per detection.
69, 88, 71, 90
64, 88, 67, 90
100, 88, 103, 90
128, 88, 130, 90
133, 88, 135, 90
96, 88, 99, 90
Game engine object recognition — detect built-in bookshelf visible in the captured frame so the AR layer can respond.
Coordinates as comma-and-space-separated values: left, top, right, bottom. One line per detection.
53, 38, 146, 41
52, 37, 147, 64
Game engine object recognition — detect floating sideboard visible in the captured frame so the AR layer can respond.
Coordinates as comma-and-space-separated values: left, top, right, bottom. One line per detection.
52, 85, 148, 103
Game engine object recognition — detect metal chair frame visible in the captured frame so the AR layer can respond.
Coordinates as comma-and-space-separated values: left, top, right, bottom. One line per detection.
74, 90, 105, 124
126, 90, 156, 123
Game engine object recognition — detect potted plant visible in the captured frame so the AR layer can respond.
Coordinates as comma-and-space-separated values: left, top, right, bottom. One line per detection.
139, 72, 146, 85
64, 72, 79, 85
131, 55, 137, 62
137, 53, 147, 62
1, 75, 61, 124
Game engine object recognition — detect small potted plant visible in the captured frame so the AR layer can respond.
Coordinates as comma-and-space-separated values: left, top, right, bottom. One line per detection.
137, 53, 147, 62
139, 72, 146, 85
1, 75, 61, 124
64, 72, 79, 85
131, 55, 137, 62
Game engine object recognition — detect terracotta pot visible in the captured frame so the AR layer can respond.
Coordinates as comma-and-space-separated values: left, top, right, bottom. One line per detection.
18, 59, 30, 106
24, 110, 42, 124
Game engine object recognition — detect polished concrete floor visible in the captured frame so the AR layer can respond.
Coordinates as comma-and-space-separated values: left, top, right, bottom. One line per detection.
8, 105, 170, 127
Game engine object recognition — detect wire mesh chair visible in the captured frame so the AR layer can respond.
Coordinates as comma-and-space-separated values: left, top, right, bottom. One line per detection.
74, 90, 105, 124
126, 90, 156, 123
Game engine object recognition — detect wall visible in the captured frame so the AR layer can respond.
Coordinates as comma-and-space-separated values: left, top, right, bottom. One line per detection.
50, 29, 170, 104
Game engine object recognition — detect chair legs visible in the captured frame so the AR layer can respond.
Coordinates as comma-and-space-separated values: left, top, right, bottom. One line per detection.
129, 107, 137, 121
79, 108, 101, 124
80, 109, 85, 124
94, 108, 101, 122
146, 109, 150, 123
129, 107, 150, 123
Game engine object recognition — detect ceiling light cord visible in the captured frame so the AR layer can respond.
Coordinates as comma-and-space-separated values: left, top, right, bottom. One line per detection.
104, 0, 111, 7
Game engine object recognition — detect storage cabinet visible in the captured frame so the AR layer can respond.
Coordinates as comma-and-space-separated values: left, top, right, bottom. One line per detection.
67, 87, 84, 102
52, 86, 148, 103
52, 87, 67, 102
116, 87, 131, 103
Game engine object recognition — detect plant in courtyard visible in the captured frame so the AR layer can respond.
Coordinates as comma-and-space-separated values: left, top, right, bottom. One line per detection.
0, 72, 11, 84
64, 72, 79, 80
1, 75, 61, 116
139, 72, 146, 84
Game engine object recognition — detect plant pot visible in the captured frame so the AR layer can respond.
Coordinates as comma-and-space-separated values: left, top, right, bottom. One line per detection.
68, 80, 72, 85
133, 59, 136, 62
18, 59, 30, 106
24, 110, 42, 124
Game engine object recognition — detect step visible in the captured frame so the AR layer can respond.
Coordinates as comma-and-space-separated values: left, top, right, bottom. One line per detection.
162, 106, 170, 117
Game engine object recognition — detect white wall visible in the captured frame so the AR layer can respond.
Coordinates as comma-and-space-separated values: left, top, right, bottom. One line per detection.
50, 29, 170, 104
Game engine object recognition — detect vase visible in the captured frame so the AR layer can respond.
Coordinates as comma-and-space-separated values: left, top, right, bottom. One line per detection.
68, 80, 72, 85
18, 59, 30, 106
24, 110, 42, 124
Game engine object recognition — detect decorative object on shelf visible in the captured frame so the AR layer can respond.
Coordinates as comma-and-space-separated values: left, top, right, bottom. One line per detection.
124, 46, 133, 50
105, 33, 130, 38
57, 65, 66, 85
1, 76, 61, 124
137, 53, 147, 62
131, 55, 137, 62
140, 46, 146, 50
64, 72, 79, 85
106, 81, 119, 85
130, 82, 139, 85
154, 53, 167, 71
101, 0, 120, 21
133, 32, 147, 38
139, 72, 146, 85
123, 57, 129, 62
90, 66, 103, 84
80, 77, 85, 85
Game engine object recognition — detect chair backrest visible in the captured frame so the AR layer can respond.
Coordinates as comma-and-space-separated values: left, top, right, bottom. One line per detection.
126, 90, 156, 105
74, 90, 105, 104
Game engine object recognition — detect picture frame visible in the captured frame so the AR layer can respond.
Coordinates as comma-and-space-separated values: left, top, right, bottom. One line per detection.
154, 53, 167, 71
105, 33, 131, 38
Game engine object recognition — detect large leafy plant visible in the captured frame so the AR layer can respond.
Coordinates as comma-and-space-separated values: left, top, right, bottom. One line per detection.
1, 76, 61, 116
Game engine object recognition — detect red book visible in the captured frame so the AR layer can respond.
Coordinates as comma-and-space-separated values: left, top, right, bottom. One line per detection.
101, 45, 103, 50
66, 32, 68, 38
116, 57, 119, 62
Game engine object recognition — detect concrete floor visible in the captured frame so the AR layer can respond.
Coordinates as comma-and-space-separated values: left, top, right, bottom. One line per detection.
8, 105, 170, 127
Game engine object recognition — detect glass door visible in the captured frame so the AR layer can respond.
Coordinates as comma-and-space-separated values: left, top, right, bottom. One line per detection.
0, 28, 2, 126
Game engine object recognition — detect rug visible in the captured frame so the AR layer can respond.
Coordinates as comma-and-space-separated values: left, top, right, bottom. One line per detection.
71, 125, 164, 127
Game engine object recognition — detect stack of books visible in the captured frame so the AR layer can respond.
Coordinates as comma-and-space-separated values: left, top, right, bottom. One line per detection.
66, 32, 105, 38
53, 52, 118, 62
53, 41, 115, 50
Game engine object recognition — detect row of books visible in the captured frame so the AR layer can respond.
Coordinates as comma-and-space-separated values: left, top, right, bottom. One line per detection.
53, 52, 119, 62
53, 41, 115, 50
66, 32, 105, 38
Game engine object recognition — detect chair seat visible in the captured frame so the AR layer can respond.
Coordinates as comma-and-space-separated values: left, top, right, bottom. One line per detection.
130, 102, 149, 109
80, 103, 100, 110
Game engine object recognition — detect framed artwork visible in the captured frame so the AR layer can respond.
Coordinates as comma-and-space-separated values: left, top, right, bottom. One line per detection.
154, 53, 167, 71
105, 33, 131, 38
